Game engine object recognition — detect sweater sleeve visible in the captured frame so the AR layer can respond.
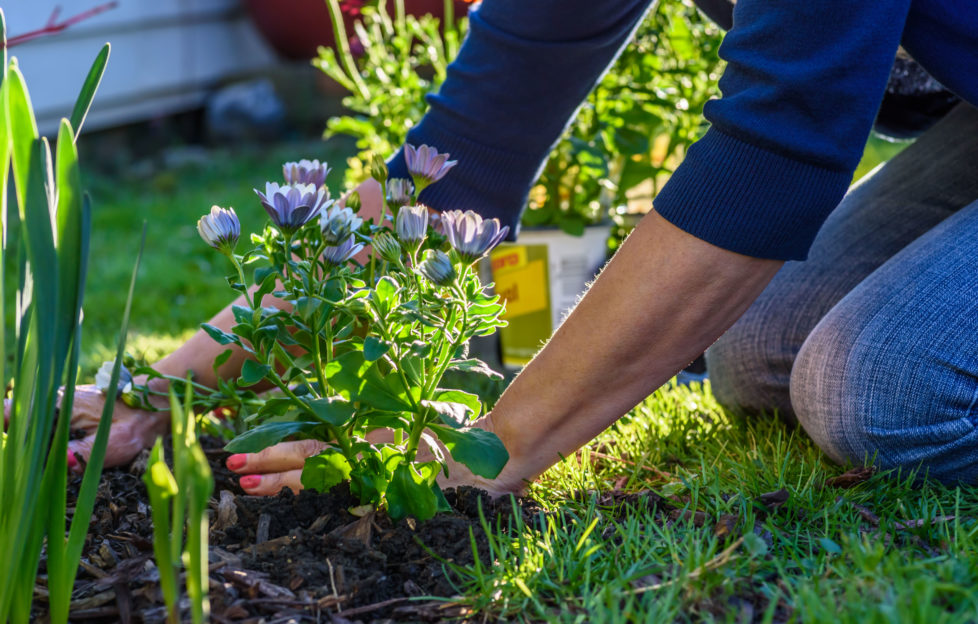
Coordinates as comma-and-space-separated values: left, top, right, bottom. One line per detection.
386, 0, 654, 238
652, 0, 912, 260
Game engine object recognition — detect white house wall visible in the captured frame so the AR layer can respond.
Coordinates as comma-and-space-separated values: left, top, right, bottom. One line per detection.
3, 0, 280, 135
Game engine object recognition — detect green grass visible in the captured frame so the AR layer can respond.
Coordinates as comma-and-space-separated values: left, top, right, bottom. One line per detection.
448, 381, 978, 623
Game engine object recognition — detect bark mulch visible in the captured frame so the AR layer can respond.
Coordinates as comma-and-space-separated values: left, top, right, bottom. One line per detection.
31, 437, 541, 624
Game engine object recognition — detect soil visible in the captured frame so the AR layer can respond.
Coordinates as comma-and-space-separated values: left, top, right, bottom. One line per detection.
31, 437, 543, 624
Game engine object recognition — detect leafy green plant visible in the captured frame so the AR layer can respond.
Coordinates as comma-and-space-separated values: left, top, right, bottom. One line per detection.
179, 149, 506, 522
315, 0, 465, 186
0, 17, 141, 622
525, 0, 724, 236
143, 382, 214, 624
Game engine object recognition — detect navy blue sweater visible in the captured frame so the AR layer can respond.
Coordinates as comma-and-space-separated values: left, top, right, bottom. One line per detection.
387, 0, 978, 260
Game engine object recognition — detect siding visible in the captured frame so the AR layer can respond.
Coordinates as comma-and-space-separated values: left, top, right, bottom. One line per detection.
4, 0, 279, 135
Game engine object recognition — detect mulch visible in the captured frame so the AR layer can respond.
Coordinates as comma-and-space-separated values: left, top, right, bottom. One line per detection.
31, 436, 541, 624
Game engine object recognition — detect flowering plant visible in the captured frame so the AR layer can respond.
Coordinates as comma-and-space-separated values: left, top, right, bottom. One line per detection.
199, 147, 509, 521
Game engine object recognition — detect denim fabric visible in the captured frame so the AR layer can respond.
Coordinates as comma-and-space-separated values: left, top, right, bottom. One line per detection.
706, 103, 978, 483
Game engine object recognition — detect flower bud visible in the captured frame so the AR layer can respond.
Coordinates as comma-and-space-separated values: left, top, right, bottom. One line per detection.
385, 178, 415, 210
396, 205, 429, 254
197, 205, 240, 254
373, 231, 402, 264
418, 249, 456, 286
369, 153, 388, 185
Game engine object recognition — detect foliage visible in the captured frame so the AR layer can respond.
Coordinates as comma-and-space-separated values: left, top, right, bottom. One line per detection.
0, 22, 139, 622
315, 0, 464, 186
525, 0, 724, 235
184, 152, 509, 522
143, 384, 214, 624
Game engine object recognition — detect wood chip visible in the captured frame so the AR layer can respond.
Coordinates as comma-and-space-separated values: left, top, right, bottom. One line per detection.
213, 490, 239, 532
894, 515, 955, 530
327, 512, 375, 547
256, 513, 272, 544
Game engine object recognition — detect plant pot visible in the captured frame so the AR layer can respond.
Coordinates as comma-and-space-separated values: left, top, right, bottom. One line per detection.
244, 0, 470, 61
488, 225, 611, 369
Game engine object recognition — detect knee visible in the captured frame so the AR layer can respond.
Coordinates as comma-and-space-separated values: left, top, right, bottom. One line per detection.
706, 307, 795, 419
792, 313, 978, 484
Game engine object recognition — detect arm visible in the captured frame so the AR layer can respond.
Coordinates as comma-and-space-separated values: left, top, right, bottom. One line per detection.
481, 211, 782, 491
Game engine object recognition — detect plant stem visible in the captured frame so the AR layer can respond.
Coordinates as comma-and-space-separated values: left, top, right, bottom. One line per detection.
312, 309, 330, 396
325, 0, 371, 100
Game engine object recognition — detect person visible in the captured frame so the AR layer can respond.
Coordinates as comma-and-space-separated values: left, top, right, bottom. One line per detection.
64, 0, 978, 496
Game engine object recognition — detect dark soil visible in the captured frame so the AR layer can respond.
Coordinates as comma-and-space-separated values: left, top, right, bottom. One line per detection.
31, 437, 542, 624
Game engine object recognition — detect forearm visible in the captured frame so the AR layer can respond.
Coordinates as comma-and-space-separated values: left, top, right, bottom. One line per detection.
486, 211, 782, 487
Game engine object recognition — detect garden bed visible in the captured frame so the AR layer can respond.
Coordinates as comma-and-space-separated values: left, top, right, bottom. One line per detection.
32, 438, 542, 623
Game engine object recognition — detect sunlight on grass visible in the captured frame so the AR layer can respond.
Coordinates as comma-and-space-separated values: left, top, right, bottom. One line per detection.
450, 381, 978, 623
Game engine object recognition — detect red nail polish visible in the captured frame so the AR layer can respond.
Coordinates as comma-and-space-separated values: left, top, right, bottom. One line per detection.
66, 450, 77, 469
240, 475, 261, 489
226, 454, 247, 471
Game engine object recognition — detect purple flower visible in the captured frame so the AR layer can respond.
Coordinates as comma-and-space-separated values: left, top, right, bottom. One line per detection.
441, 210, 510, 264
320, 204, 363, 244
322, 235, 365, 267
395, 205, 429, 253
283, 159, 331, 189
418, 249, 456, 286
95, 361, 134, 397
197, 205, 240, 254
385, 178, 415, 209
255, 182, 331, 235
404, 144, 457, 191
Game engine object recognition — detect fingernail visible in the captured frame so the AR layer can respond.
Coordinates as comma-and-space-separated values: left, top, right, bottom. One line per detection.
226, 454, 247, 471
66, 450, 77, 469
240, 475, 261, 490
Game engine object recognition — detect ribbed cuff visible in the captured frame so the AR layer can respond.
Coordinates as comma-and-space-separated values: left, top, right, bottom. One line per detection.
387, 120, 547, 241
653, 128, 853, 260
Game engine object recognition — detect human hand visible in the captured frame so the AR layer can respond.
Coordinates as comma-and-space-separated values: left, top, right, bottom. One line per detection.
225, 417, 523, 498
4, 384, 169, 472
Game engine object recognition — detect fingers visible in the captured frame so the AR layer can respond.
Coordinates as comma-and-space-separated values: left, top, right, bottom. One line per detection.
238, 470, 304, 496
226, 439, 326, 475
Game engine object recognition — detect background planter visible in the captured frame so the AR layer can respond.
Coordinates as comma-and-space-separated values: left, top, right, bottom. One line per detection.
489, 226, 610, 369
244, 0, 470, 61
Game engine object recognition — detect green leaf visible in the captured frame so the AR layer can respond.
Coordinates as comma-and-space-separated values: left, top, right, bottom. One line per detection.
239, 359, 271, 386
818, 537, 842, 555
201, 323, 241, 346
434, 389, 482, 419
224, 421, 323, 453
421, 399, 470, 428
449, 358, 504, 380
307, 397, 355, 427
301, 450, 352, 492
428, 425, 509, 479
69, 43, 110, 139
363, 335, 391, 361
325, 351, 415, 412
371, 275, 398, 317
386, 463, 437, 522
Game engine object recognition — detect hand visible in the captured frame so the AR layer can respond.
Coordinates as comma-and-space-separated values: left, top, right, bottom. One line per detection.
4, 384, 169, 472
225, 416, 525, 498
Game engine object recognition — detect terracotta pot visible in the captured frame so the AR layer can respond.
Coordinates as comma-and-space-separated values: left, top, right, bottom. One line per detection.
245, 0, 471, 61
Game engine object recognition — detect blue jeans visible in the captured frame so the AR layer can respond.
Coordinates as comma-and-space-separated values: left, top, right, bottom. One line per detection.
706, 103, 978, 484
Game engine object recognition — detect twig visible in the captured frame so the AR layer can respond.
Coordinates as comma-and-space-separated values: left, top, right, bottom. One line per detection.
629, 536, 744, 595
336, 596, 419, 617
5, 2, 118, 48
587, 450, 673, 480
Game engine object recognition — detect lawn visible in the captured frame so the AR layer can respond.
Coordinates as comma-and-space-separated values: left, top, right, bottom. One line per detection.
73, 132, 978, 623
